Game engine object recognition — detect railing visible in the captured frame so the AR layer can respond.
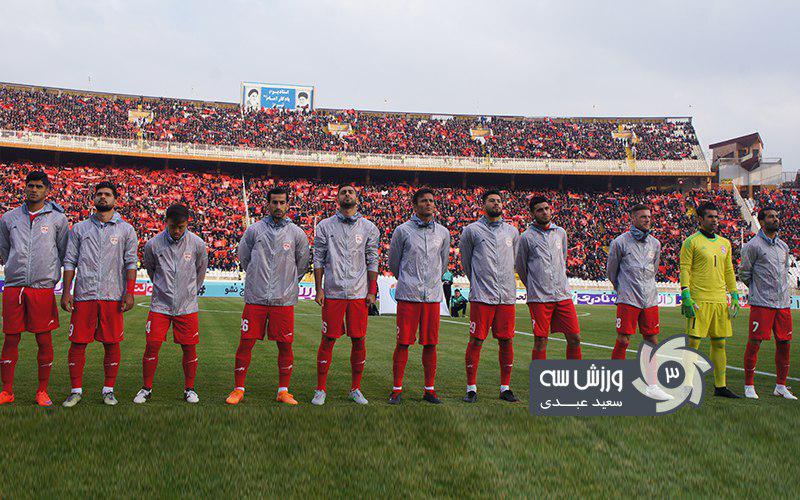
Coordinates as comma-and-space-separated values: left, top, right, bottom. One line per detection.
0, 129, 711, 175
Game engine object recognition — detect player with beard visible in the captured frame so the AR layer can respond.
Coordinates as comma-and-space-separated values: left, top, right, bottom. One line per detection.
61, 182, 138, 407
740, 206, 796, 400
516, 196, 582, 360
311, 186, 380, 405
226, 187, 310, 406
459, 190, 520, 403
0, 171, 68, 407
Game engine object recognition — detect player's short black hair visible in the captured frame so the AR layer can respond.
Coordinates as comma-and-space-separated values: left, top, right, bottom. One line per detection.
165, 203, 190, 222
338, 184, 357, 194
696, 201, 718, 218
482, 189, 502, 202
529, 195, 549, 212
629, 203, 650, 214
25, 170, 51, 188
298, 91, 309, 99
267, 186, 289, 203
412, 188, 435, 204
247, 88, 258, 96
757, 205, 779, 221
94, 181, 118, 198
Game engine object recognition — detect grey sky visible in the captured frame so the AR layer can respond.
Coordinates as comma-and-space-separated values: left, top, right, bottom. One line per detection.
2, 0, 798, 169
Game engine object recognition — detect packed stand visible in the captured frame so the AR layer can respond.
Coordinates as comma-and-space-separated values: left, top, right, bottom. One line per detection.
0, 162, 245, 270
0, 86, 699, 161
753, 189, 800, 258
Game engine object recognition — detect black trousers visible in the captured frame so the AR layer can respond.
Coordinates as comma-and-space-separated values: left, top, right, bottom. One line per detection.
451, 302, 467, 317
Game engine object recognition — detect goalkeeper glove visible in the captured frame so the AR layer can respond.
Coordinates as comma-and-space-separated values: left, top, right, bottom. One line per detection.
681, 289, 698, 318
729, 291, 741, 319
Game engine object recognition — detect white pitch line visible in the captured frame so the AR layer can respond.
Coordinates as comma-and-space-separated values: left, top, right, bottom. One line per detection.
440, 318, 800, 383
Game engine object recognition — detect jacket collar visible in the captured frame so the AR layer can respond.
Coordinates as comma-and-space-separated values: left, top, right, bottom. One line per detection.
411, 213, 435, 228
629, 225, 650, 242
531, 221, 559, 233
22, 200, 63, 216
479, 215, 504, 228
90, 212, 122, 226
335, 211, 362, 224
164, 230, 187, 244
265, 215, 291, 228
758, 229, 779, 246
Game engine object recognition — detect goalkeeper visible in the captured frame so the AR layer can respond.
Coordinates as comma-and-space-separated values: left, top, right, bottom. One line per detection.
679, 201, 740, 398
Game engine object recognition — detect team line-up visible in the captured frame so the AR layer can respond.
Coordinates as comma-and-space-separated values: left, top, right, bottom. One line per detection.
0, 171, 795, 408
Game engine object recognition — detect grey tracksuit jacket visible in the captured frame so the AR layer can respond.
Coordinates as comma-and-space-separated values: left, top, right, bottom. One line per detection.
142, 230, 208, 316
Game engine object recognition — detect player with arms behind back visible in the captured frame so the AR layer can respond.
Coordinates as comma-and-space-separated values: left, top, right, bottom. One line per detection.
459, 189, 520, 403
516, 196, 582, 360
0, 171, 68, 407
61, 181, 138, 407
227, 187, 310, 406
739, 206, 795, 400
134, 204, 208, 405
388, 188, 451, 404
311, 185, 380, 406
679, 201, 740, 398
607, 203, 672, 400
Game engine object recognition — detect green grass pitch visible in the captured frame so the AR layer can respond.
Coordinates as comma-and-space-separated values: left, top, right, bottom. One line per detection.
1, 298, 799, 497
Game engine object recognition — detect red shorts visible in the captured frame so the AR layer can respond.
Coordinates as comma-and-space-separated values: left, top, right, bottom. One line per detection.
749, 306, 793, 341
396, 301, 440, 346
469, 302, 515, 340
2, 286, 59, 334
322, 298, 368, 339
146, 311, 200, 345
528, 299, 580, 338
241, 304, 295, 343
68, 300, 124, 344
616, 303, 660, 336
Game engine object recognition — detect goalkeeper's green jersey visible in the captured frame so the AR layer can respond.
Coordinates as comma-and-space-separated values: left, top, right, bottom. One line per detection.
679, 231, 737, 304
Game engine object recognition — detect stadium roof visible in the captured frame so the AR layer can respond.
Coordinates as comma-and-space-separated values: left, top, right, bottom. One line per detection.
709, 132, 762, 150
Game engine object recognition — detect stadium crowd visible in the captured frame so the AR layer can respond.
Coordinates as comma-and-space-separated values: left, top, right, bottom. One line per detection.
0, 86, 699, 161
754, 189, 800, 258
1, 162, 747, 282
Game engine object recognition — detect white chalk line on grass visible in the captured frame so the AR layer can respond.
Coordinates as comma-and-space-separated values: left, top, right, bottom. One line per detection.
440, 318, 800, 383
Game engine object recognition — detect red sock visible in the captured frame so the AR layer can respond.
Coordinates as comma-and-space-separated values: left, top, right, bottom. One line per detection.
103, 343, 121, 387
182, 345, 198, 390
465, 340, 483, 386
532, 348, 547, 360
566, 344, 582, 360
234, 338, 256, 388
350, 337, 366, 390
316, 336, 336, 391
142, 341, 161, 389
422, 345, 437, 390
277, 342, 293, 389
35, 333, 54, 392
68, 343, 87, 390
1, 334, 20, 393
499, 339, 514, 387
776, 341, 791, 386
392, 344, 409, 390
744, 342, 759, 386
612, 337, 629, 360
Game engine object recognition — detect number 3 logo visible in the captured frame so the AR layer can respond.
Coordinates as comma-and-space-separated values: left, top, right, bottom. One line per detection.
241, 319, 249, 332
